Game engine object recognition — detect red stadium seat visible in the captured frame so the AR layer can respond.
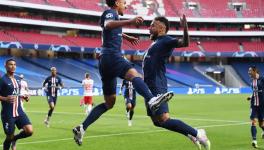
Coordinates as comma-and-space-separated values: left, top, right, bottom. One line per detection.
17, 0, 263, 18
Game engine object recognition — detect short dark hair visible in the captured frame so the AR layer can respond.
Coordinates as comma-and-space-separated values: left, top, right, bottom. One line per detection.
106, 0, 117, 7
250, 65, 260, 74
5, 58, 16, 65
85, 73, 90, 78
154, 16, 170, 33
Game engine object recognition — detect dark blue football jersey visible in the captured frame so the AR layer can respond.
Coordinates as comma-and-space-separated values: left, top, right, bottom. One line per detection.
43, 76, 63, 97
100, 9, 122, 55
143, 35, 179, 89
122, 80, 136, 99
250, 76, 264, 107
0, 74, 24, 117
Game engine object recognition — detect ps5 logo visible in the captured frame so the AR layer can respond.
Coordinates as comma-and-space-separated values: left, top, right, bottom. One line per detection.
187, 88, 205, 94
214, 87, 240, 94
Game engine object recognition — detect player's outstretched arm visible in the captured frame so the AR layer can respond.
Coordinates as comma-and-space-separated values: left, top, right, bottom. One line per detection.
105, 16, 144, 30
122, 33, 139, 46
177, 14, 189, 47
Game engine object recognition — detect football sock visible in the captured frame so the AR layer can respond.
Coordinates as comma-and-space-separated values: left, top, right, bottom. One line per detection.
14, 130, 31, 141
82, 103, 108, 130
129, 110, 134, 120
87, 105, 92, 114
48, 108, 54, 117
251, 125, 257, 140
160, 119, 198, 137
3, 139, 11, 150
132, 77, 153, 100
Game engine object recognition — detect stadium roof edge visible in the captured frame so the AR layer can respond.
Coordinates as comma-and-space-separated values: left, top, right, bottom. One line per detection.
1, 1, 264, 23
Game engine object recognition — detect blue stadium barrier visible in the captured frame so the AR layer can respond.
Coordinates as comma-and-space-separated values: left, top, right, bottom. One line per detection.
29, 87, 252, 96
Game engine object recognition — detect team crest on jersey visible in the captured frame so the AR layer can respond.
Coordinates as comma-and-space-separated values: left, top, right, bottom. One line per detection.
106, 13, 113, 18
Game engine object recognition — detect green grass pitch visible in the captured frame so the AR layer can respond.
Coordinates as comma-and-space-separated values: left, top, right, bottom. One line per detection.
0, 94, 261, 150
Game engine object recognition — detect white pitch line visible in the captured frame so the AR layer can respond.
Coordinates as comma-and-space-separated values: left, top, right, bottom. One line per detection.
26, 110, 246, 123
0, 121, 249, 146
177, 117, 244, 123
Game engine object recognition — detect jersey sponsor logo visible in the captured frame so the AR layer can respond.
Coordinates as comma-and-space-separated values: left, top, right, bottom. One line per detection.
106, 13, 114, 18
12, 89, 19, 96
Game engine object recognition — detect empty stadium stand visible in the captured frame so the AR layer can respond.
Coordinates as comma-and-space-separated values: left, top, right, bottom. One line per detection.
0, 56, 80, 87
1, 55, 221, 88
166, 63, 218, 87
13, 0, 263, 17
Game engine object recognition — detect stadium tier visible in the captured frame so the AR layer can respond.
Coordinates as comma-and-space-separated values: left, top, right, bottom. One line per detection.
47, 0, 72, 8
64, 36, 102, 48
8, 30, 72, 45
241, 0, 264, 17
12, 0, 264, 17
0, 30, 102, 48
0, 30, 263, 53
242, 41, 264, 52
23, 0, 46, 5
201, 41, 240, 52
1, 7, 263, 32
0, 30, 16, 42
199, 0, 236, 18
1, 11, 262, 31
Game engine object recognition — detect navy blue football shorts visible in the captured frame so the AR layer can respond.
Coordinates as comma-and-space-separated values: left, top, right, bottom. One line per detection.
47, 96, 57, 105
125, 96, 136, 107
250, 106, 264, 121
1, 113, 31, 135
99, 54, 133, 95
